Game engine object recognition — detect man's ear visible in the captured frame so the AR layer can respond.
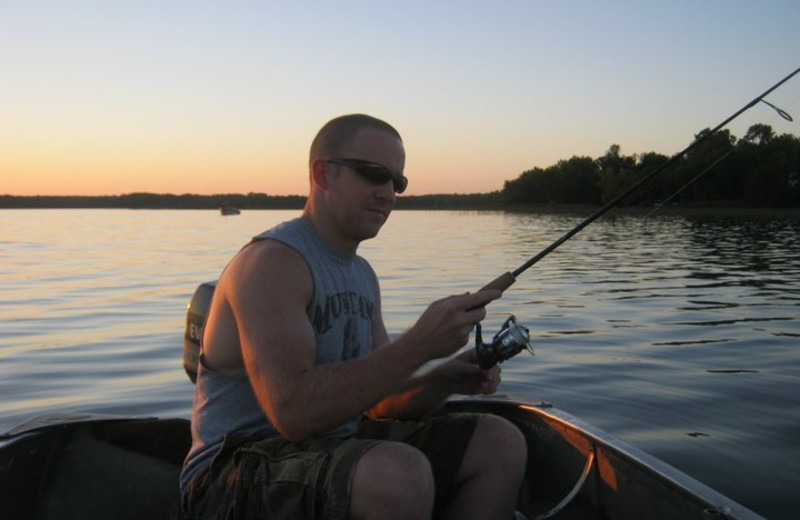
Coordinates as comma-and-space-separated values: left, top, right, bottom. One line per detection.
310, 159, 330, 190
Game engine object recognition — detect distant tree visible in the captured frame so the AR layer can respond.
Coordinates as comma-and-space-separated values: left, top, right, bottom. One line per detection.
502, 167, 552, 203
552, 156, 600, 204
680, 128, 736, 202
597, 145, 638, 204
738, 126, 800, 206
633, 152, 671, 205
743, 123, 775, 145
501, 156, 599, 204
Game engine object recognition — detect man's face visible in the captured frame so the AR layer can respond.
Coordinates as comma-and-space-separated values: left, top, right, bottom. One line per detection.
327, 128, 406, 242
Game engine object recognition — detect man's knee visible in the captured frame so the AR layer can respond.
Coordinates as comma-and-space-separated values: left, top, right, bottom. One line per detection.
349, 441, 434, 519
444, 414, 527, 519
470, 414, 527, 474
480, 414, 526, 447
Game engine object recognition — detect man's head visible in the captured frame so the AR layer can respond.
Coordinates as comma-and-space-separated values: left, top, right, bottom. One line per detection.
309, 114, 403, 167
304, 114, 406, 252
309, 114, 406, 193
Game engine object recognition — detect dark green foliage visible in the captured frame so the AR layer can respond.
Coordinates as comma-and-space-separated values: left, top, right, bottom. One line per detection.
501, 125, 800, 207
503, 156, 601, 205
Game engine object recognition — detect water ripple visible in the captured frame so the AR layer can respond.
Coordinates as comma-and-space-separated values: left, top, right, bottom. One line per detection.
1, 209, 798, 519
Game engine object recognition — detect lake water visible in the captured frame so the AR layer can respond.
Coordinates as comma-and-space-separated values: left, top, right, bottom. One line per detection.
1, 208, 798, 519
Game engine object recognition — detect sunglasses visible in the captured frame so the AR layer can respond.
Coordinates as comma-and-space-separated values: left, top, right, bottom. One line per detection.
326, 158, 408, 194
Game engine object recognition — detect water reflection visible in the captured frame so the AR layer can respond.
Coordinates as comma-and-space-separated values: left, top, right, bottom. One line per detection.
1, 209, 798, 519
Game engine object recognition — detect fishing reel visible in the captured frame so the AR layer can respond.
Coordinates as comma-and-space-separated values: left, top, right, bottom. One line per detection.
475, 315, 534, 370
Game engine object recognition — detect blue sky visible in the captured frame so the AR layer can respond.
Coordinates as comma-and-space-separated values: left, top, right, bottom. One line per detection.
2, 1, 799, 195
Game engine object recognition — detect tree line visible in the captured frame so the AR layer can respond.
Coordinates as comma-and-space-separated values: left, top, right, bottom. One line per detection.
3, 124, 798, 209
0, 191, 501, 210
501, 124, 800, 207
0, 192, 308, 210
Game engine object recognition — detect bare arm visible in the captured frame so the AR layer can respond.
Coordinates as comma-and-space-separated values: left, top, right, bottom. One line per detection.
220, 240, 499, 443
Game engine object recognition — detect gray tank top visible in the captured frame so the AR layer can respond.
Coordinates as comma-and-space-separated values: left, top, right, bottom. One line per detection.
180, 217, 379, 490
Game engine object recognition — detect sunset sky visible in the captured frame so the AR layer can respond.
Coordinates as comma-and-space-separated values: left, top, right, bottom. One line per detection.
3, 1, 799, 197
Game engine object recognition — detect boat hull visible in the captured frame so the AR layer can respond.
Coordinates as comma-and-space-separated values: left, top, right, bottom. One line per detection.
0, 399, 764, 519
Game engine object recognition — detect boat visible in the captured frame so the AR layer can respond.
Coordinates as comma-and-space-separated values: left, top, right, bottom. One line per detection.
219, 205, 241, 215
0, 399, 765, 520
0, 283, 767, 520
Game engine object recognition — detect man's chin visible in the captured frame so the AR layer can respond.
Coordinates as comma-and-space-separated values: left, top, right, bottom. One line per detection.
361, 226, 382, 241
356, 221, 385, 242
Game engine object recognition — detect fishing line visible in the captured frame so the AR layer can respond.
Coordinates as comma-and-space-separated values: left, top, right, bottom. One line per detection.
481, 66, 800, 294
642, 148, 735, 219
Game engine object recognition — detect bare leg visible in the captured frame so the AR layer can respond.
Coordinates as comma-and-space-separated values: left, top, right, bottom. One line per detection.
349, 441, 435, 520
443, 414, 527, 520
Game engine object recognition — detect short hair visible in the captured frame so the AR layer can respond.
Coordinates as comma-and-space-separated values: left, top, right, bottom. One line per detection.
309, 114, 402, 165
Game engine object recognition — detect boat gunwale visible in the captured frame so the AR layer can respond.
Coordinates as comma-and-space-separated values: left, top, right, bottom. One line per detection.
447, 396, 766, 520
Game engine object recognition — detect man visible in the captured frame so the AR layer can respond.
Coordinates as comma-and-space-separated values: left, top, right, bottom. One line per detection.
180, 114, 527, 519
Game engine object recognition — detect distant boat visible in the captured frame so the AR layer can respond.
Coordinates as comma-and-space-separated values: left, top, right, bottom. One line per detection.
219, 205, 241, 216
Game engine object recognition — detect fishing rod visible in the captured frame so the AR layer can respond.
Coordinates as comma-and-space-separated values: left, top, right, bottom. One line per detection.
760, 99, 794, 122
481, 66, 800, 294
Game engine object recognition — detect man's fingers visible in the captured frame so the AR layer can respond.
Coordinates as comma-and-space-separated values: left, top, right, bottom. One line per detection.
468, 288, 502, 306
462, 288, 501, 312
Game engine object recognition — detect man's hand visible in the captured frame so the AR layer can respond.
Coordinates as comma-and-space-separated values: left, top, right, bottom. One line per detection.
434, 348, 501, 396
406, 289, 502, 361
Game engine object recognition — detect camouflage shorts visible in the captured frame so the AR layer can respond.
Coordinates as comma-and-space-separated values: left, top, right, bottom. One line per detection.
183, 412, 480, 520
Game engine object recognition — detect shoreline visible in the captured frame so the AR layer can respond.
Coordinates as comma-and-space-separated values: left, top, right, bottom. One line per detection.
500, 204, 800, 218
1, 194, 799, 217
2, 203, 800, 218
